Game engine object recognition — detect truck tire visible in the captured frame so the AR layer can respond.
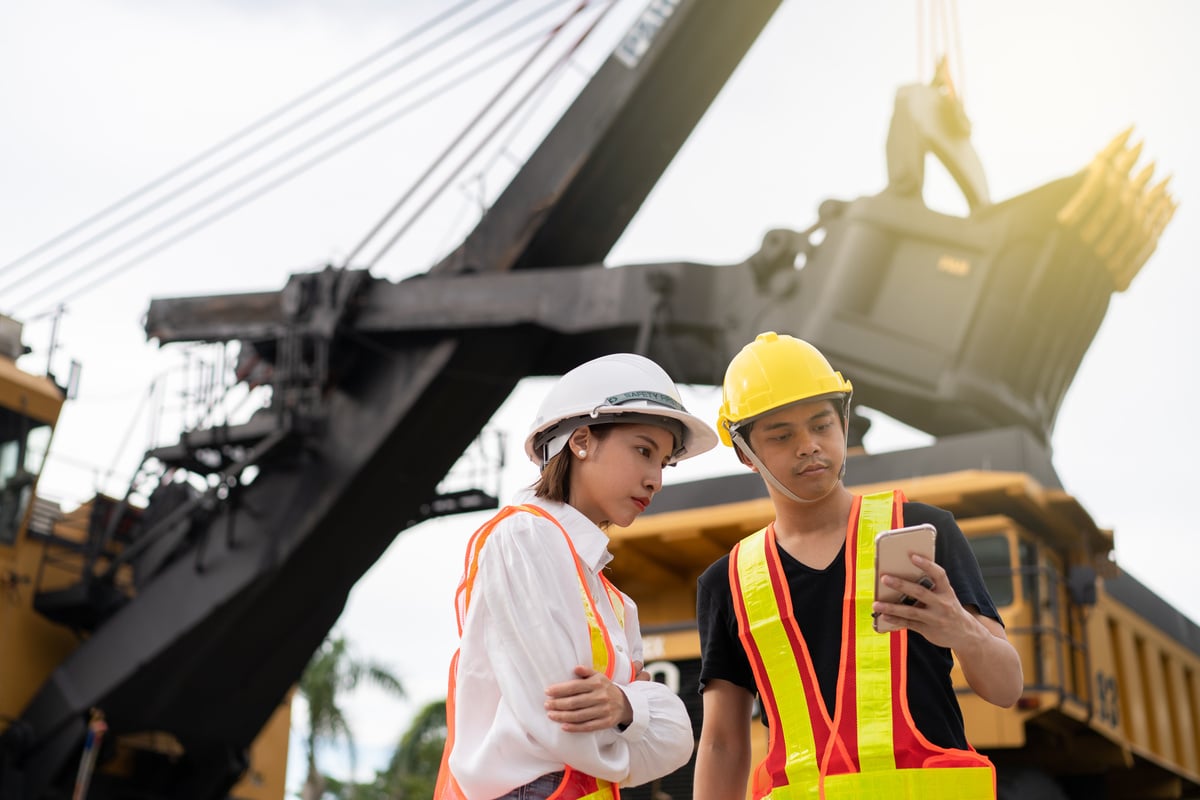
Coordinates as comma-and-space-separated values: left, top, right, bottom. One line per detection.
997, 766, 1070, 800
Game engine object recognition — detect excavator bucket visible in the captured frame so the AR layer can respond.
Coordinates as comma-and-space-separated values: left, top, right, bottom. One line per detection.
782, 80, 1176, 441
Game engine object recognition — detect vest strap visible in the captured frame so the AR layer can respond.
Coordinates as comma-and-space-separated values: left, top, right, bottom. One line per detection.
853, 492, 899, 773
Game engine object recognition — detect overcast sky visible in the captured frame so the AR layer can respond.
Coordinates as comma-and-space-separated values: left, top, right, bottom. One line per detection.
3, 0, 1198, 789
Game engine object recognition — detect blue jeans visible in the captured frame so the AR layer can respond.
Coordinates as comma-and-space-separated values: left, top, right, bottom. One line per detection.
496, 771, 565, 800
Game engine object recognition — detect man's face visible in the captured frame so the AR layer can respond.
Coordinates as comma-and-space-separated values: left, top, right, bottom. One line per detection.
745, 398, 845, 501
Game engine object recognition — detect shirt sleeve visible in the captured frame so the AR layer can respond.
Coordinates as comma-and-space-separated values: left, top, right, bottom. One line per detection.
696, 556, 757, 695
608, 593, 694, 787
615, 679, 694, 786
472, 514, 692, 785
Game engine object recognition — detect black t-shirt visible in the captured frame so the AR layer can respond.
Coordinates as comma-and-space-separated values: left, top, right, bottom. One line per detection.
696, 501, 1001, 750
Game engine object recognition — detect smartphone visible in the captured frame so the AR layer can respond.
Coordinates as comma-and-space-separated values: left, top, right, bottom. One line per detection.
873, 523, 937, 633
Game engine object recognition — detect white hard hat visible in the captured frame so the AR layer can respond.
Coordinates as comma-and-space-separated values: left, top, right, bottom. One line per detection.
525, 353, 719, 467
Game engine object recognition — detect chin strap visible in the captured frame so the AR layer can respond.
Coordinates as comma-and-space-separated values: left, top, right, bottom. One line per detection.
731, 428, 840, 505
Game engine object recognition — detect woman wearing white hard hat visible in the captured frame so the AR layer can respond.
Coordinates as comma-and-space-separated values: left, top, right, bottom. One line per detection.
435, 353, 717, 800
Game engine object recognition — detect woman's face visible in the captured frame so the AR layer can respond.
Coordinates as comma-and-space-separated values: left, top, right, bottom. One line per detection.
569, 423, 676, 528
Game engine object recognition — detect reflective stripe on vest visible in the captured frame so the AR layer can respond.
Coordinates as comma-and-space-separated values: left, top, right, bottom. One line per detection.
434, 505, 623, 800
731, 491, 996, 799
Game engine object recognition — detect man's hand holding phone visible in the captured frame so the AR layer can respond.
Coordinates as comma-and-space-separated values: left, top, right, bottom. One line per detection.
872, 524, 936, 633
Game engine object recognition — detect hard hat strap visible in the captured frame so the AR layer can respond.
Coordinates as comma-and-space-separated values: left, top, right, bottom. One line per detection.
535, 412, 686, 467
601, 390, 685, 411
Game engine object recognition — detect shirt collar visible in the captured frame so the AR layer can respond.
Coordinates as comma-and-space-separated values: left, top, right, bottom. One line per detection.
512, 488, 614, 572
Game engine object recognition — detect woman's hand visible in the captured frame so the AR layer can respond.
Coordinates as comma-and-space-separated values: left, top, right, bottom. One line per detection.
545, 665, 634, 732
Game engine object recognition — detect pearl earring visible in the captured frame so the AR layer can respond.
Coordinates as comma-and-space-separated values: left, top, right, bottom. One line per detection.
578, 449, 586, 457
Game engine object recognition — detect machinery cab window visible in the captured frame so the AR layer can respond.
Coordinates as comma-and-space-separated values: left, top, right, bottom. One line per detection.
0, 407, 51, 546
968, 533, 1015, 607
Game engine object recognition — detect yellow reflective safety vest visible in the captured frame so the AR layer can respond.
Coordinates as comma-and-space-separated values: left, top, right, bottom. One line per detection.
435, 504, 629, 800
729, 491, 996, 799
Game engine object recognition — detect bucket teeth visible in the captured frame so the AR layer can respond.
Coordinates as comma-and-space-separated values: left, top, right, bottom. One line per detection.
1057, 129, 1176, 292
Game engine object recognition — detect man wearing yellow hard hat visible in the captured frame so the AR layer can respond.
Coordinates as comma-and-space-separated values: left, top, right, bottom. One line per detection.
693, 332, 1022, 799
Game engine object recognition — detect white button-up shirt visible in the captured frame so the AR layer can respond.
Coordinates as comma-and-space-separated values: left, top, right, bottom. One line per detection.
447, 489, 694, 798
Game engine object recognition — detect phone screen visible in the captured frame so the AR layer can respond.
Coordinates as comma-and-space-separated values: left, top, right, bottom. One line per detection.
873, 523, 936, 632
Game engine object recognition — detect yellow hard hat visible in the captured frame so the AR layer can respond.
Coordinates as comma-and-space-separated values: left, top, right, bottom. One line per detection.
716, 332, 853, 447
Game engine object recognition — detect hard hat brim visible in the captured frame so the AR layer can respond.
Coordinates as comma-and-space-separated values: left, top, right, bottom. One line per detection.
720, 391, 851, 447
525, 403, 718, 466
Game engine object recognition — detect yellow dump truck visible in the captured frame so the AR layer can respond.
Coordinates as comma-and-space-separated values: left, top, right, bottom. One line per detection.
610, 429, 1200, 800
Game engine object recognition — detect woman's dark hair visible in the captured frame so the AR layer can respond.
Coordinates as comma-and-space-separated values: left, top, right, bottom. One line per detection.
531, 425, 613, 502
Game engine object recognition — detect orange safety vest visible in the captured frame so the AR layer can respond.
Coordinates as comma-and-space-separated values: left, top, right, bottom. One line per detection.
435, 504, 631, 800
729, 490, 996, 799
